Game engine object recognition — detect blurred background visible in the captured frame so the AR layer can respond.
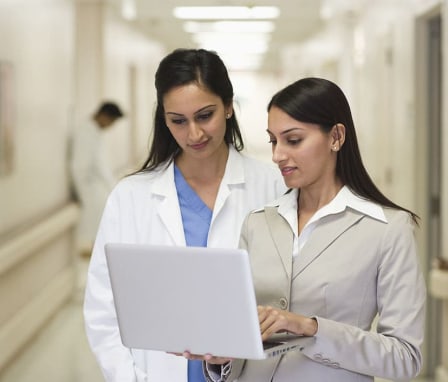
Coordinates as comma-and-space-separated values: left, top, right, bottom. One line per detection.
0, 0, 447, 381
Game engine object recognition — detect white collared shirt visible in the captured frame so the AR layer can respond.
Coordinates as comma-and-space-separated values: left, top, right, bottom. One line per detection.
268, 186, 387, 258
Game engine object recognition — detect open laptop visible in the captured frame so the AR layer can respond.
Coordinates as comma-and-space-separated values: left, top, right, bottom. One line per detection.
104, 243, 315, 360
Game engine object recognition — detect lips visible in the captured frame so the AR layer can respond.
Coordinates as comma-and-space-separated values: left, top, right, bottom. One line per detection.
280, 166, 296, 176
189, 140, 208, 150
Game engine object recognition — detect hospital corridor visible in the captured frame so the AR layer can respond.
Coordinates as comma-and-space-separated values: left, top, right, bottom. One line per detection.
1, 0, 448, 381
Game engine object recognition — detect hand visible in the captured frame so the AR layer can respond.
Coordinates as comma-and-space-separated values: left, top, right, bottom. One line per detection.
168, 351, 232, 365
258, 305, 318, 341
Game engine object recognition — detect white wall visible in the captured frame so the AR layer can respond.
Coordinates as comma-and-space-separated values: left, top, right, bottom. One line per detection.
0, 0, 74, 233
0, 0, 77, 371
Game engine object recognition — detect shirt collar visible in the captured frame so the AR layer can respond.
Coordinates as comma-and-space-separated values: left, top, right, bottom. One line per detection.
267, 185, 387, 224
314, 185, 387, 223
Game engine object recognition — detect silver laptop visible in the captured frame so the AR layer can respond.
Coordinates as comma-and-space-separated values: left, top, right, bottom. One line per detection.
104, 243, 315, 360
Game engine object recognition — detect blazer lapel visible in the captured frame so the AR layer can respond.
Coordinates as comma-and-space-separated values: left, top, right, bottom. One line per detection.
265, 207, 294, 280
293, 210, 365, 278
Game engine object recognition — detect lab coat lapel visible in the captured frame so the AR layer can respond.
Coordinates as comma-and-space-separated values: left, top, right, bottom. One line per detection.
212, 146, 242, 221
152, 164, 186, 246
264, 206, 293, 280
293, 210, 364, 278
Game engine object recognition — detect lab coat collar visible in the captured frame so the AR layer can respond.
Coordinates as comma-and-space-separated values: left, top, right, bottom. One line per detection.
221, 145, 245, 185
151, 161, 176, 197
148, 145, 246, 244
148, 161, 185, 246
150, 145, 244, 196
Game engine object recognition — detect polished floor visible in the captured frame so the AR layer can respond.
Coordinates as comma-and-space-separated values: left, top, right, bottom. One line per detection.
0, 258, 104, 382
0, 257, 434, 382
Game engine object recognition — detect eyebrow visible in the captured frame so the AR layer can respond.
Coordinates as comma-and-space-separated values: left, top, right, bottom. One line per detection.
165, 104, 217, 117
266, 127, 303, 135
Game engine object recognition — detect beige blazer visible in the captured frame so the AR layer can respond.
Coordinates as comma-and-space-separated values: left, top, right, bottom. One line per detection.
221, 203, 426, 382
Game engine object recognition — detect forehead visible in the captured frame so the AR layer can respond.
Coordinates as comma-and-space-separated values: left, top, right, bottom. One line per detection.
267, 106, 325, 136
163, 83, 222, 113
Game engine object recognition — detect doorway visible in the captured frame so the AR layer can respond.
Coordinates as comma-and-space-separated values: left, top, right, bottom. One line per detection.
415, 10, 442, 378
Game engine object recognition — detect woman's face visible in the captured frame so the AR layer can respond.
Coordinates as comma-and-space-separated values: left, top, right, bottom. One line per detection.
163, 83, 232, 160
267, 106, 338, 190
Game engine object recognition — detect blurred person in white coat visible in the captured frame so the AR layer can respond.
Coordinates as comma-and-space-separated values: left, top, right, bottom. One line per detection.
70, 101, 124, 257
83, 49, 286, 381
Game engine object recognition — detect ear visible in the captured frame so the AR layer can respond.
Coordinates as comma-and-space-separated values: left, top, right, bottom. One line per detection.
330, 123, 346, 151
225, 105, 233, 119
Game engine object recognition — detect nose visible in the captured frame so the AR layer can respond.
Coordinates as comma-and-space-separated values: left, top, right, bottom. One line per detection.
187, 122, 204, 142
272, 143, 287, 164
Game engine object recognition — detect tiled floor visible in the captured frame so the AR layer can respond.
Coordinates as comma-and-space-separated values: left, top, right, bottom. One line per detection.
0, 257, 435, 382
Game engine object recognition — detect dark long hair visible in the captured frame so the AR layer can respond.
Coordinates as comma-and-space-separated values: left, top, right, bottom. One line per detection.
136, 48, 244, 173
268, 77, 419, 224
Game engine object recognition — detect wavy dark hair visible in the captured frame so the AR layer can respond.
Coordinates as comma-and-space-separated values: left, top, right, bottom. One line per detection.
135, 48, 244, 173
268, 77, 419, 224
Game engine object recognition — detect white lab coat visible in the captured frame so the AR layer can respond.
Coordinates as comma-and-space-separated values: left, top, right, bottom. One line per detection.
84, 146, 286, 382
69, 118, 116, 249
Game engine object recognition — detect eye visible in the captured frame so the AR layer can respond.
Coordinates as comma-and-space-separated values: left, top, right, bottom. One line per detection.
171, 118, 186, 125
268, 138, 277, 145
287, 139, 302, 145
196, 111, 213, 121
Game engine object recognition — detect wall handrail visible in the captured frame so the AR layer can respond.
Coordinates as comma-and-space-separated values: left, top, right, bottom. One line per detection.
0, 203, 80, 275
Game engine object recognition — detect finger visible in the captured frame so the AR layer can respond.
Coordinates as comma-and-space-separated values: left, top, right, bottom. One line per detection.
258, 305, 275, 327
262, 311, 292, 339
260, 308, 279, 333
182, 351, 191, 359
205, 355, 233, 365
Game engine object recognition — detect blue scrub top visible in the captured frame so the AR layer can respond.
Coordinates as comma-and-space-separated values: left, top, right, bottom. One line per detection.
174, 165, 211, 382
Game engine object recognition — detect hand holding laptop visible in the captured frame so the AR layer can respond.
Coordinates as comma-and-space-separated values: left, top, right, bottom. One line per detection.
105, 243, 315, 360
170, 350, 232, 365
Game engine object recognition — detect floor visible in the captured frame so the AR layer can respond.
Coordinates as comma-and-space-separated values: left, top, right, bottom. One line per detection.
0, 257, 435, 382
0, 258, 104, 382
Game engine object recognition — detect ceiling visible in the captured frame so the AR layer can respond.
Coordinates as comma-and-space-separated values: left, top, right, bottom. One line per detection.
109, 0, 327, 73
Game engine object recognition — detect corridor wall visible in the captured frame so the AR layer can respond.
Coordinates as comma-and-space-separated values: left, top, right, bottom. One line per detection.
0, 0, 77, 372
0, 0, 165, 373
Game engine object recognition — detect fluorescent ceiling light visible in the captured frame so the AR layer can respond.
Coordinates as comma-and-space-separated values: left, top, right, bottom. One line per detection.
173, 6, 280, 20
121, 0, 136, 20
219, 53, 263, 71
193, 33, 270, 54
184, 21, 275, 34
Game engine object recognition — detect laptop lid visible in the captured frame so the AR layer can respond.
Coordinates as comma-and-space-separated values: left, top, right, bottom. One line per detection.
105, 243, 314, 360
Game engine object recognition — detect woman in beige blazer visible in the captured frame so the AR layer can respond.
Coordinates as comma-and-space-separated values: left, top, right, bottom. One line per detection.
203, 77, 426, 381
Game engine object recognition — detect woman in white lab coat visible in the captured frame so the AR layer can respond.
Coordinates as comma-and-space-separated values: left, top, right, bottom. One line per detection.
83, 48, 285, 382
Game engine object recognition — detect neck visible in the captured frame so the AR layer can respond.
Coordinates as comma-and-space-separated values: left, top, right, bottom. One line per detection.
298, 180, 343, 214
176, 143, 229, 182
